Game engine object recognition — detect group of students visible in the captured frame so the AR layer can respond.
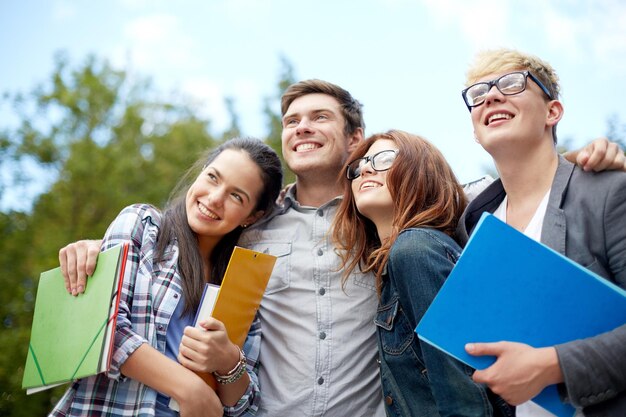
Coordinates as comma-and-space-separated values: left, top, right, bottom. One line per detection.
52, 48, 626, 417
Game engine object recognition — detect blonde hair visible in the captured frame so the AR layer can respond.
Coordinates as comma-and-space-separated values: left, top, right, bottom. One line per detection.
465, 48, 560, 100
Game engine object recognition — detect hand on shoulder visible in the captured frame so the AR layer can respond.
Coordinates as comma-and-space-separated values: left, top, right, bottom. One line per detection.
564, 137, 626, 172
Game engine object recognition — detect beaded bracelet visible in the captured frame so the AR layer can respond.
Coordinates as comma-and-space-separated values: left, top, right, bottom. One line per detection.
213, 347, 247, 385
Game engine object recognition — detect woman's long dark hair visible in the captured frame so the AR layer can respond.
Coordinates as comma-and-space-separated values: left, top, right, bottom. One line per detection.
155, 137, 282, 315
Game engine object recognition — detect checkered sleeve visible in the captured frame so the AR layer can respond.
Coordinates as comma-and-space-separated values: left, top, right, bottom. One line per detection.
223, 313, 262, 416
102, 205, 157, 380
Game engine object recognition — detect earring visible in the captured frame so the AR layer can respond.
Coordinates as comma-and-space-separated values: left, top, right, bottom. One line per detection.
241, 224, 248, 228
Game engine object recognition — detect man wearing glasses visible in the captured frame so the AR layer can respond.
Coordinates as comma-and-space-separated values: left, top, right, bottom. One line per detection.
459, 48, 626, 417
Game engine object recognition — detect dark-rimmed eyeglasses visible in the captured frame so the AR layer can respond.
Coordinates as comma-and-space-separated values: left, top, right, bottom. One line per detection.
346, 149, 398, 180
461, 71, 553, 111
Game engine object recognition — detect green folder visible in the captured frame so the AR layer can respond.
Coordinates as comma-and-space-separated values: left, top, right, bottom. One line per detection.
22, 242, 128, 393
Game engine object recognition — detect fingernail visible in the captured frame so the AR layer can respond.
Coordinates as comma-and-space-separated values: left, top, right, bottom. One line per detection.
465, 343, 475, 352
78, 285, 84, 293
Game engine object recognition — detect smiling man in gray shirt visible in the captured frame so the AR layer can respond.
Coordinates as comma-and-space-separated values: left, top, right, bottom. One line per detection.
237, 80, 384, 416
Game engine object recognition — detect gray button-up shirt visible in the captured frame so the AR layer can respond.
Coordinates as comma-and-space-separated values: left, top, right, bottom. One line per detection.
240, 188, 384, 417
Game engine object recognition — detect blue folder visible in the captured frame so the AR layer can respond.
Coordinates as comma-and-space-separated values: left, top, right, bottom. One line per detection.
415, 213, 626, 417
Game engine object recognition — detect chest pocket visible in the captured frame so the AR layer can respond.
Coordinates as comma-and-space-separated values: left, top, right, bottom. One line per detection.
351, 271, 377, 292
374, 298, 414, 355
245, 242, 292, 295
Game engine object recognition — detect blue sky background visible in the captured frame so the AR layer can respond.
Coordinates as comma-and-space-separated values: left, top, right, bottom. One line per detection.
2, 0, 626, 210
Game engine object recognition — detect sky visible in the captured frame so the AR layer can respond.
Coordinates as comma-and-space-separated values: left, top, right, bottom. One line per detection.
1, 0, 626, 210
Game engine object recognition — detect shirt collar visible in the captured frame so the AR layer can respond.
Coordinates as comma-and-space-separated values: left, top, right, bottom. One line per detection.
283, 184, 343, 212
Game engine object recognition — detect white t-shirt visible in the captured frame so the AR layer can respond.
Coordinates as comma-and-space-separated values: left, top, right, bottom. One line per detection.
493, 190, 557, 417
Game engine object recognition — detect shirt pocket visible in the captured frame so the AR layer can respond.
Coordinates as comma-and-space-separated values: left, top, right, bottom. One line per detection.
374, 298, 414, 355
245, 241, 292, 295
351, 271, 377, 292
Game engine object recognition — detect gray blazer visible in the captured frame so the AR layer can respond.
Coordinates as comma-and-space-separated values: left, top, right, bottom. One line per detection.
458, 156, 626, 416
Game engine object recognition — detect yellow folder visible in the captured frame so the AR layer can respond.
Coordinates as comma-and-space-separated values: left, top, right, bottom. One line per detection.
171, 246, 276, 409
207, 246, 276, 347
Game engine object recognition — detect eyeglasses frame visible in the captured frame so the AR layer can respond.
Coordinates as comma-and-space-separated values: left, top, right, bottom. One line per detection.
346, 149, 399, 180
461, 70, 554, 111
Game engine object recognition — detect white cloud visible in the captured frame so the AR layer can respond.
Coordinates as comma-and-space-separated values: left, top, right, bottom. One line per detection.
177, 77, 267, 137
223, 0, 271, 21
539, 5, 582, 56
421, 0, 512, 50
180, 77, 230, 133
116, 0, 160, 10
535, 0, 626, 72
52, 0, 77, 22
114, 14, 201, 74
231, 79, 266, 136
418, 0, 626, 73
585, 2, 626, 70
125, 14, 175, 41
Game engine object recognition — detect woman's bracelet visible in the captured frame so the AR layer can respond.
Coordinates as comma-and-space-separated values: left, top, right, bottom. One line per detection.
213, 346, 247, 385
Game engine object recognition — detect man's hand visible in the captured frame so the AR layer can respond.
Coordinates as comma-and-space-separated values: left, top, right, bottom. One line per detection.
564, 137, 626, 172
58, 239, 103, 296
465, 341, 564, 405
178, 318, 240, 374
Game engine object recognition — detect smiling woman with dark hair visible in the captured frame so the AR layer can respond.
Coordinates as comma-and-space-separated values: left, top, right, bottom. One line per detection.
51, 137, 282, 417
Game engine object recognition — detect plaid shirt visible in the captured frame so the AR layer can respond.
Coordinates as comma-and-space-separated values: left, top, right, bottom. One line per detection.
50, 204, 260, 416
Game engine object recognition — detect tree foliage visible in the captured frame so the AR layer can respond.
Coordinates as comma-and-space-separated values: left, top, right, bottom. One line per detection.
0, 50, 334, 417
263, 55, 296, 184
0, 54, 223, 416
606, 113, 626, 150
0, 52, 297, 417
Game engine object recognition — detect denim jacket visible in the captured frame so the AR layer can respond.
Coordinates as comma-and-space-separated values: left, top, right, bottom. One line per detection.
375, 228, 514, 417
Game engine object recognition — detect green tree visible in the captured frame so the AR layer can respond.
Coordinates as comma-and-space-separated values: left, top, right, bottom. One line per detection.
0, 52, 297, 417
606, 114, 626, 150
264, 55, 296, 184
220, 96, 242, 142
0, 53, 217, 416
0, 211, 50, 416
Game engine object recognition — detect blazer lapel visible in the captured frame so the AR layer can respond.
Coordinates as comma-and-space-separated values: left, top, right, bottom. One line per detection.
541, 155, 575, 255
457, 179, 507, 246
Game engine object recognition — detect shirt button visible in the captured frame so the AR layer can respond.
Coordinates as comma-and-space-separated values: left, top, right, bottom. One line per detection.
317, 210, 324, 217
173, 293, 179, 299
317, 248, 323, 256
317, 377, 324, 385
318, 287, 326, 295
157, 324, 164, 331
319, 331, 326, 340
385, 395, 393, 405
